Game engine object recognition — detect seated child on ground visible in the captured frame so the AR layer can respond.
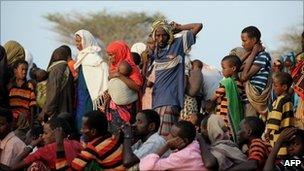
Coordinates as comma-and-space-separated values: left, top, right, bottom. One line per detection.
264, 127, 304, 171
236, 116, 272, 170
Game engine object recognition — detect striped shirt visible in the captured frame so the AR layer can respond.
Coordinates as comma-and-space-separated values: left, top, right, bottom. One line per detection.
248, 138, 272, 170
215, 78, 248, 136
56, 134, 124, 170
8, 81, 36, 120
250, 51, 271, 93
267, 94, 294, 157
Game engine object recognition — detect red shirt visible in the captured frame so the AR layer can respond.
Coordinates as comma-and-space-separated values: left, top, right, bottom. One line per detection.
23, 139, 83, 170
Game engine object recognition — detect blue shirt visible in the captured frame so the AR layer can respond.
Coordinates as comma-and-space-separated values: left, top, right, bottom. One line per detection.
250, 51, 271, 93
152, 31, 195, 109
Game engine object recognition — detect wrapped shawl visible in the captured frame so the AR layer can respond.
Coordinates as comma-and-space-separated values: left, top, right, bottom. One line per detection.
74, 29, 109, 109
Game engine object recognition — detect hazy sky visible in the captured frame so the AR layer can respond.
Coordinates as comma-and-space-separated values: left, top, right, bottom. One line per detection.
1, 1, 303, 69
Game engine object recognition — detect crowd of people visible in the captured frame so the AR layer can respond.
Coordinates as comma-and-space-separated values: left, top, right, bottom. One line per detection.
0, 19, 303, 171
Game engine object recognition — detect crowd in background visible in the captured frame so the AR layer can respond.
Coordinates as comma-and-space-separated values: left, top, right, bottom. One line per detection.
0, 19, 303, 171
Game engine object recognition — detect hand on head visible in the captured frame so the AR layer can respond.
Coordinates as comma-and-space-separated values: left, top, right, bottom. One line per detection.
166, 137, 186, 150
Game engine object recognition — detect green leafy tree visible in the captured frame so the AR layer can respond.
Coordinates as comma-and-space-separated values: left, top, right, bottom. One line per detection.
44, 10, 166, 51
271, 23, 303, 59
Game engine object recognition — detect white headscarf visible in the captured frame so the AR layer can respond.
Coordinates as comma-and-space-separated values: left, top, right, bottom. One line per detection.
131, 42, 147, 55
74, 29, 102, 69
24, 49, 33, 80
74, 29, 109, 109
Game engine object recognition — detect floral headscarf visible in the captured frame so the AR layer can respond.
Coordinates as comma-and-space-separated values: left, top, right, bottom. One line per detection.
150, 19, 174, 45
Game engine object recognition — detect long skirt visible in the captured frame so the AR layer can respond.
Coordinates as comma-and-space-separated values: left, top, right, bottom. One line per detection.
75, 66, 93, 133
180, 94, 198, 121
154, 105, 179, 136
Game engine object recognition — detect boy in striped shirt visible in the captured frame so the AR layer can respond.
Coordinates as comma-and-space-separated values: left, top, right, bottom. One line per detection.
240, 26, 272, 118
265, 72, 294, 158
55, 110, 124, 170
236, 117, 272, 170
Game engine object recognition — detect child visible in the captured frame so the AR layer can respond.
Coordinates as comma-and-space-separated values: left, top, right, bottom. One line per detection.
34, 69, 48, 110
265, 72, 294, 158
236, 117, 272, 170
240, 26, 272, 117
8, 59, 36, 122
107, 60, 138, 106
211, 55, 248, 142
180, 59, 204, 121
264, 127, 304, 171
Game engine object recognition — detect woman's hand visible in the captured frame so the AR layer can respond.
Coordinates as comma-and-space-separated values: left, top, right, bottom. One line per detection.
109, 72, 121, 79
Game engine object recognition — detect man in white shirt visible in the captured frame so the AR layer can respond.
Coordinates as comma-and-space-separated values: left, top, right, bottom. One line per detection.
123, 109, 169, 169
0, 108, 26, 167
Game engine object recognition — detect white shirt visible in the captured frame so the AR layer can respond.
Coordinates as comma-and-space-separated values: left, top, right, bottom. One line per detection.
132, 132, 167, 159
0, 131, 26, 167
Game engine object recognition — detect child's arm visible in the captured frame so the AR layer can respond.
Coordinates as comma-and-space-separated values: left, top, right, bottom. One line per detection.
263, 128, 297, 171
196, 134, 218, 170
240, 44, 264, 82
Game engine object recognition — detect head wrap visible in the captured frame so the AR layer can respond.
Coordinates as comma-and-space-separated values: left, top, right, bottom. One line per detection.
74, 29, 103, 69
3, 40, 25, 68
131, 42, 147, 55
229, 47, 247, 59
24, 49, 34, 80
107, 40, 143, 86
151, 19, 174, 45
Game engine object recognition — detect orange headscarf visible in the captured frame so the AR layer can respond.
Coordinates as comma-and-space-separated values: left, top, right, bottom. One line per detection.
107, 41, 143, 87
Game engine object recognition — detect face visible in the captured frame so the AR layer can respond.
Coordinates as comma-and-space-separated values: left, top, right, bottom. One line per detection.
107, 52, 116, 65
241, 33, 256, 51
272, 60, 282, 72
81, 117, 95, 142
284, 58, 292, 67
14, 63, 28, 80
75, 35, 83, 51
42, 123, 55, 145
221, 60, 235, 78
135, 113, 149, 136
154, 27, 169, 48
146, 37, 156, 52
237, 120, 250, 146
287, 136, 304, 156
167, 125, 187, 150
272, 79, 287, 96
296, 54, 303, 63
0, 116, 10, 140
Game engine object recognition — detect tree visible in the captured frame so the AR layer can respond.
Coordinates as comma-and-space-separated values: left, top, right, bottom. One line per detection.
271, 23, 303, 60
44, 10, 166, 53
